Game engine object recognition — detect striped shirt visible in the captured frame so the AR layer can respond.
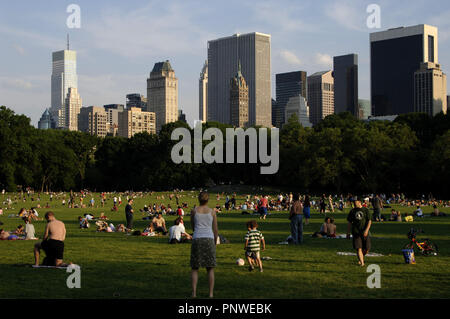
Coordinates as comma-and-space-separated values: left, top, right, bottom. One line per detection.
245, 230, 264, 252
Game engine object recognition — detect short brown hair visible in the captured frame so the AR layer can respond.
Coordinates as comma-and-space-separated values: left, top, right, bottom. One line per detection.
45, 211, 55, 219
246, 220, 258, 229
198, 192, 209, 205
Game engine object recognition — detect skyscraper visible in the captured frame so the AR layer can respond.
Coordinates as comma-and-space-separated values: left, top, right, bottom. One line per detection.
307, 71, 334, 125
199, 60, 208, 122
147, 60, 178, 133
207, 32, 271, 127
275, 71, 308, 127
370, 24, 438, 116
78, 106, 108, 137
50, 49, 78, 128
230, 62, 249, 127
333, 54, 358, 115
64, 87, 82, 131
414, 62, 447, 115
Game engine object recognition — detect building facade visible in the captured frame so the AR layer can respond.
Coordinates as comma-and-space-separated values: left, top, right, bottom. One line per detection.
207, 32, 271, 127
358, 99, 371, 119
284, 95, 312, 128
230, 63, 249, 127
118, 107, 156, 138
38, 109, 57, 130
199, 60, 208, 122
147, 60, 178, 133
78, 106, 108, 137
275, 71, 307, 127
50, 49, 78, 128
333, 54, 358, 116
126, 94, 146, 110
104, 104, 124, 136
307, 71, 334, 125
64, 87, 82, 131
370, 24, 439, 116
414, 62, 447, 116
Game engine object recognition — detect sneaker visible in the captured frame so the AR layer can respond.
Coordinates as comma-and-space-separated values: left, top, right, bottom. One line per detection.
248, 266, 254, 271
260, 268, 263, 272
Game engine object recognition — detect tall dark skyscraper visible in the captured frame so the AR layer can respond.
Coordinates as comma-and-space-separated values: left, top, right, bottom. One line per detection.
370, 24, 438, 116
333, 54, 358, 116
207, 32, 271, 127
275, 71, 307, 127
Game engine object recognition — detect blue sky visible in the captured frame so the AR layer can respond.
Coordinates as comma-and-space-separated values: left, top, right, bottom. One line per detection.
1, 0, 450, 126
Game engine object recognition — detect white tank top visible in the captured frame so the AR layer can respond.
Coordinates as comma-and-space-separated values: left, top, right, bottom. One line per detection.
192, 208, 214, 239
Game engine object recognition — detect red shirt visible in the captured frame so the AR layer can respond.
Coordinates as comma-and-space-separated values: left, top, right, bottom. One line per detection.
260, 197, 268, 208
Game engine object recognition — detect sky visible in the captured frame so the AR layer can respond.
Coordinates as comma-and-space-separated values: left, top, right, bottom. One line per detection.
1, 0, 450, 127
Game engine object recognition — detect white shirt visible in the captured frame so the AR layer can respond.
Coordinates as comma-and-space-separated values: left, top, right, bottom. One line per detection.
169, 225, 183, 242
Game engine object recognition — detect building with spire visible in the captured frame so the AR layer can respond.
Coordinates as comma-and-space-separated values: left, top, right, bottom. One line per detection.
146, 60, 178, 133
230, 61, 249, 127
199, 60, 208, 122
50, 36, 78, 128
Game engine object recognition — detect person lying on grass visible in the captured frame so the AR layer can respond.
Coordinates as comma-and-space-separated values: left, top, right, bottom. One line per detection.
34, 212, 71, 267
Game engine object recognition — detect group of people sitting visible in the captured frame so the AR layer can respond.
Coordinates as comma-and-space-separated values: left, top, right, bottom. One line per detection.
0, 215, 38, 240
312, 217, 337, 238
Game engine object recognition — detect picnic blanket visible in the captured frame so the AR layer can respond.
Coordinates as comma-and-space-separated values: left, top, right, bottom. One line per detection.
337, 252, 384, 257
32, 264, 80, 269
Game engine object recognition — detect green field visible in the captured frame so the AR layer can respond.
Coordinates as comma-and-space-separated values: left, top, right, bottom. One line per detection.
0, 191, 449, 299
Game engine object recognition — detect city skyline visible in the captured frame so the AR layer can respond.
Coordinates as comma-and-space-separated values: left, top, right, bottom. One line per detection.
2, 0, 450, 127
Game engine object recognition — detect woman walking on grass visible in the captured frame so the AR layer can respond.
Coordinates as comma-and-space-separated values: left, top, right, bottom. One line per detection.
190, 192, 218, 298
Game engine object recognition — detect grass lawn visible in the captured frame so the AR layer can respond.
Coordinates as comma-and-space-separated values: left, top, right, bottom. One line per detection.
0, 191, 449, 299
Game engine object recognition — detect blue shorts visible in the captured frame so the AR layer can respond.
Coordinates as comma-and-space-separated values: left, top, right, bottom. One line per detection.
303, 206, 310, 218
260, 207, 268, 216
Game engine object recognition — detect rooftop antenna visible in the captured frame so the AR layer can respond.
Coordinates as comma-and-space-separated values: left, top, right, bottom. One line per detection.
67, 33, 69, 50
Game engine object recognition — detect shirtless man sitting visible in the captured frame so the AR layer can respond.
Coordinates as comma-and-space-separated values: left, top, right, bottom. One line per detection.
33, 212, 69, 267
151, 213, 167, 235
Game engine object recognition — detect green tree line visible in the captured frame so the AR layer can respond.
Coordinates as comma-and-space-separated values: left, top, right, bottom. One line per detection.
0, 105, 449, 196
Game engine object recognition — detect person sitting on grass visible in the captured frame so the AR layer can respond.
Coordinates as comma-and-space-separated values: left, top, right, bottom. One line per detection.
312, 217, 335, 238
244, 220, 265, 272
151, 213, 167, 235
414, 206, 424, 218
169, 217, 192, 244
78, 216, 89, 229
14, 224, 24, 236
0, 229, 11, 240
34, 211, 70, 267
346, 197, 372, 267
24, 216, 38, 240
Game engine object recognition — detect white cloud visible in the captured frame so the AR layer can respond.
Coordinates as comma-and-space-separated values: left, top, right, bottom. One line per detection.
12, 44, 25, 56
279, 50, 302, 66
325, 1, 366, 31
85, 3, 212, 58
314, 53, 333, 68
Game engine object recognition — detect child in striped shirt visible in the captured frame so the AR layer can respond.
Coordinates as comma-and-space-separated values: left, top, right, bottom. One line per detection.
244, 220, 265, 272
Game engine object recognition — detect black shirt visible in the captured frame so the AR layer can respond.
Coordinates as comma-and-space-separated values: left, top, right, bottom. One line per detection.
125, 204, 133, 216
